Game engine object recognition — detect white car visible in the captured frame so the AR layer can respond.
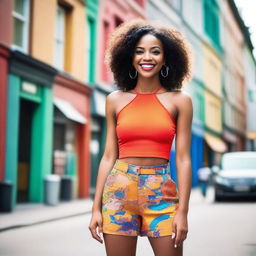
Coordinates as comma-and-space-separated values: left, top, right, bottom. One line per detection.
213, 151, 256, 201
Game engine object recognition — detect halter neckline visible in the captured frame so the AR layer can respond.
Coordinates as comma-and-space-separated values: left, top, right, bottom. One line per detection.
133, 86, 161, 95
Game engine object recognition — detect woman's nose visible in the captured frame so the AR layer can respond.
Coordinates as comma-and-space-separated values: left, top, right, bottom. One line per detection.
143, 52, 152, 60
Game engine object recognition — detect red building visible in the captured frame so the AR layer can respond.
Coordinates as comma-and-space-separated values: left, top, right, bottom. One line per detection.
53, 75, 92, 198
0, 0, 12, 181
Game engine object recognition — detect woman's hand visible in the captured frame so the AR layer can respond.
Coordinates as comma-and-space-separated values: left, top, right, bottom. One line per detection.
171, 210, 188, 248
88, 210, 103, 243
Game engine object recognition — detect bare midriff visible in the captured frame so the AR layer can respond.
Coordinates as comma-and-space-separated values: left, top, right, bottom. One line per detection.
118, 157, 169, 166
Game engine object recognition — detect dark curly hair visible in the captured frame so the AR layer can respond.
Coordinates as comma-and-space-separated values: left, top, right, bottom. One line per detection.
105, 19, 193, 92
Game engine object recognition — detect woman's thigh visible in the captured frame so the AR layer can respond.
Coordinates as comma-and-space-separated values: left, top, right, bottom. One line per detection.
148, 236, 183, 256
103, 234, 138, 256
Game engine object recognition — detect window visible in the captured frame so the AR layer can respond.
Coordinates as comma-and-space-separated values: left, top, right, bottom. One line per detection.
115, 16, 123, 27
203, 0, 220, 48
54, 5, 66, 70
12, 0, 30, 52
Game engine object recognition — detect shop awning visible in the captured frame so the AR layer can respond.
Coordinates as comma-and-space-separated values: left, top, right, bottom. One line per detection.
54, 97, 87, 124
204, 133, 228, 153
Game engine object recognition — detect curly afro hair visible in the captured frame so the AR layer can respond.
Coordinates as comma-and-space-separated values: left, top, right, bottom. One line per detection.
105, 19, 193, 92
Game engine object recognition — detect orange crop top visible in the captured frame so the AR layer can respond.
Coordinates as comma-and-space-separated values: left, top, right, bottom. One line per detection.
116, 86, 176, 160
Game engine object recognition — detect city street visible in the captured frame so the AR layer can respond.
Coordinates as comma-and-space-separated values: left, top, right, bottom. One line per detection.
1, 1, 256, 256
0, 187, 256, 256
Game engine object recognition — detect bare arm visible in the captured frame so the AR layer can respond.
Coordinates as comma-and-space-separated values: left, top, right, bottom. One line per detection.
171, 92, 193, 248
175, 92, 193, 214
92, 91, 119, 212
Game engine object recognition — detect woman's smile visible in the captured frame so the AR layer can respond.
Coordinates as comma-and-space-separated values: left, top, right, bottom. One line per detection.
139, 63, 156, 71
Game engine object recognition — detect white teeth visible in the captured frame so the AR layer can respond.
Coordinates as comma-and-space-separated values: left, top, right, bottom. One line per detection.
141, 64, 154, 68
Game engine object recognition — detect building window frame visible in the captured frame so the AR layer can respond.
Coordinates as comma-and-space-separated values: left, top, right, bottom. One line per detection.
12, 0, 30, 53
54, 5, 66, 70
203, 0, 220, 49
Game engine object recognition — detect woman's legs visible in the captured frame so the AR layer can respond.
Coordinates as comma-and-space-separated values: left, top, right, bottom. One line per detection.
103, 234, 138, 256
148, 236, 183, 256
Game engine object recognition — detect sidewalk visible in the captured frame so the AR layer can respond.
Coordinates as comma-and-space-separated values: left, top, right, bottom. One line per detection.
0, 198, 93, 232
0, 186, 213, 233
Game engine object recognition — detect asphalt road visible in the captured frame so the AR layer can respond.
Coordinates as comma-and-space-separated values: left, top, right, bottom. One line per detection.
1, 187, 255, 256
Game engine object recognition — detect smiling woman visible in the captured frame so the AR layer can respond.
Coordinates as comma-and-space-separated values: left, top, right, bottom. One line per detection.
89, 18, 193, 256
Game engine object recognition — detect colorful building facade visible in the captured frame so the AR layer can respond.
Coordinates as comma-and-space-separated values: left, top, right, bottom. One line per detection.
30, 0, 92, 199
1, 0, 255, 209
221, 0, 247, 153
1, 0, 92, 209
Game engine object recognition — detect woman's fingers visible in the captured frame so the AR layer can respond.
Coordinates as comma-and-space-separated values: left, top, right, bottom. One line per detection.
172, 220, 177, 247
97, 220, 103, 241
175, 228, 188, 248
89, 222, 103, 243
174, 228, 182, 248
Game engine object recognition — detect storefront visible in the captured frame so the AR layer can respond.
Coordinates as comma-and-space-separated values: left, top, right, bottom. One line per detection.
53, 74, 92, 198
223, 129, 238, 151
5, 51, 57, 207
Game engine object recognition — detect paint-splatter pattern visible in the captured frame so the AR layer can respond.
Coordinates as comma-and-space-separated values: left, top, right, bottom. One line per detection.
102, 162, 179, 237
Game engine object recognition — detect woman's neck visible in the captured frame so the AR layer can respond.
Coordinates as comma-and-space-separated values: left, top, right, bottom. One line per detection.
135, 77, 161, 93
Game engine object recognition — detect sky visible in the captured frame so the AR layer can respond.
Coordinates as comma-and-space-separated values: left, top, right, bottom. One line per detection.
234, 0, 256, 57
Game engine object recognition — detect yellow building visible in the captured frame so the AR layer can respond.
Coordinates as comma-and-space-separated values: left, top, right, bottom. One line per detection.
202, 43, 226, 165
31, 0, 87, 82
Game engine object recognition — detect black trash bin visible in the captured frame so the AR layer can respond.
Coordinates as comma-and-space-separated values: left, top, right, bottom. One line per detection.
0, 180, 13, 212
60, 176, 73, 201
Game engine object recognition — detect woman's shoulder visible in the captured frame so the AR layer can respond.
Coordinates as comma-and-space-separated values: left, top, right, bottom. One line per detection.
165, 89, 192, 112
107, 90, 121, 100
171, 89, 191, 101
163, 88, 191, 102
172, 90, 193, 113
106, 90, 131, 108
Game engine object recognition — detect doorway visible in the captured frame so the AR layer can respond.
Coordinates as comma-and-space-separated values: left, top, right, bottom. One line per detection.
17, 99, 36, 202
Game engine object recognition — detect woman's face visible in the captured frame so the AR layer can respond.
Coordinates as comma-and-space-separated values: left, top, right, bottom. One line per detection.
133, 34, 165, 79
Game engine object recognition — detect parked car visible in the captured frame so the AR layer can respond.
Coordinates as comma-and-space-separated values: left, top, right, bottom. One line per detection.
212, 151, 256, 201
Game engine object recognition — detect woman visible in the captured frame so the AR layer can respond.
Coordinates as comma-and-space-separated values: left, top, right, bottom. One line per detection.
89, 19, 193, 256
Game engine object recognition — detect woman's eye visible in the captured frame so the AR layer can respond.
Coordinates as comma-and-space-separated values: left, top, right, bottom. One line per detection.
135, 50, 144, 54
134, 49, 161, 55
